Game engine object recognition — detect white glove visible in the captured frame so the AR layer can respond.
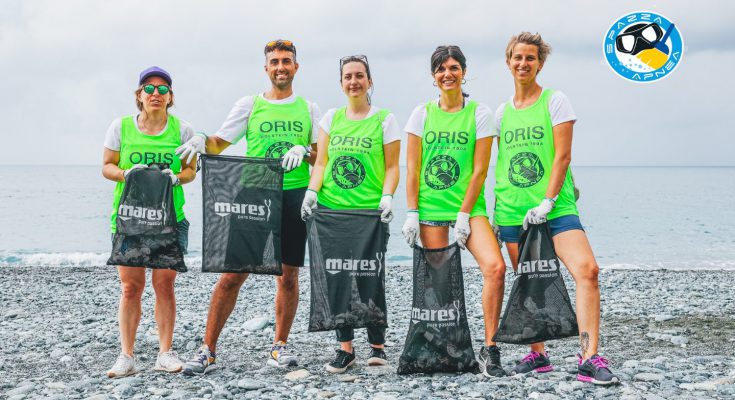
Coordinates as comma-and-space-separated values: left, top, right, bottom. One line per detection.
123, 164, 147, 181
523, 198, 555, 230
300, 189, 318, 220
454, 212, 471, 250
161, 169, 180, 186
402, 210, 419, 247
379, 195, 394, 223
282, 145, 309, 172
175, 133, 206, 165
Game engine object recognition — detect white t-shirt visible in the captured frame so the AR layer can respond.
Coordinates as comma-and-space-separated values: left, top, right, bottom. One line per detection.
404, 98, 495, 139
319, 107, 402, 144
103, 115, 196, 151
495, 90, 576, 130
214, 93, 321, 145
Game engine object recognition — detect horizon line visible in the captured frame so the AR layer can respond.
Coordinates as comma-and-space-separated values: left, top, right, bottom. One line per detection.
1, 164, 734, 168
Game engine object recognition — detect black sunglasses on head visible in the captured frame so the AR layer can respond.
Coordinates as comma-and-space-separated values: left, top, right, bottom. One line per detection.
340, 54, 369, 67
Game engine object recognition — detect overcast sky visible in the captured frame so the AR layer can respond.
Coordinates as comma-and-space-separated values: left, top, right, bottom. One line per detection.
1, 0, 732, 166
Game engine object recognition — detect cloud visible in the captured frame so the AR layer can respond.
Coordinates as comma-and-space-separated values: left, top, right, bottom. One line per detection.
0, 0, 732, 165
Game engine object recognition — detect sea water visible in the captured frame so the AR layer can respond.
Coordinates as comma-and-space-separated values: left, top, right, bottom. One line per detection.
1, 166, 733, 269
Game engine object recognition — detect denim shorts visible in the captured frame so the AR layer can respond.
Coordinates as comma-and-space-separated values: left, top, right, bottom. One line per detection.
111, 218, 190, 254
497, 214, 583, 244
419, 220, 454, 227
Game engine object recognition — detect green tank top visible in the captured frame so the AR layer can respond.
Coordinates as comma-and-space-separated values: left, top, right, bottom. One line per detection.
111, 114, 186, 233
319, 108, 388, 209
419, 100, 488, 221
494, 89, 578, 226
245, 95, 312, 190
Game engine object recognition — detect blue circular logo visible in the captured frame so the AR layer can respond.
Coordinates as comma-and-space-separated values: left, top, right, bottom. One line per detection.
603, 11, 683, 83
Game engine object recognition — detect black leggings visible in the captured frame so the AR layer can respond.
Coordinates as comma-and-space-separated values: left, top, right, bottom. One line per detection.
335, 326, 386, 345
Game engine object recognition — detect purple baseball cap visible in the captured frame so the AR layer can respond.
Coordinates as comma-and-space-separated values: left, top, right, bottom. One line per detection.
139, 66, 172, 86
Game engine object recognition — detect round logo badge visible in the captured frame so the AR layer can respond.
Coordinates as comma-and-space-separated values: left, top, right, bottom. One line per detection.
266, 141, 294, 173
508, 152, 544, 188
331, 156, 366, 189
603, 11, 683, 83
266, 141, 293, 159
425, 155, 460, 190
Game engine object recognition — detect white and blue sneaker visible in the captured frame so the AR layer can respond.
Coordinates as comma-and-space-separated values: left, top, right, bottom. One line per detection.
182, 345, 217, 376
267, 341, 298, 367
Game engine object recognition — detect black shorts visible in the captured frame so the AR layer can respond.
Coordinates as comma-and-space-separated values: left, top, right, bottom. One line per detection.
281, 187, 307, 266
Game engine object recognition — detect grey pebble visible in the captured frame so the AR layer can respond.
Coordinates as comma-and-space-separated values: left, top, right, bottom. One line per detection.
237, 378, 265, 390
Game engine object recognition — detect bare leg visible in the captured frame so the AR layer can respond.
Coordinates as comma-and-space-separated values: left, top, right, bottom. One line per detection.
202, 272, 248, 353
117, 266, 146, 356
419, 225, 450, 249
465, 217, 506, 346
274, 264, 300, 343
552, 230, 600, 360
151, 269, 177, 352
340, 341, 354, 353
506, 243, 546, 354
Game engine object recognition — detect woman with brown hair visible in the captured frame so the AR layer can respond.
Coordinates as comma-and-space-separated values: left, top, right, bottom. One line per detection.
102, 66, 197, 377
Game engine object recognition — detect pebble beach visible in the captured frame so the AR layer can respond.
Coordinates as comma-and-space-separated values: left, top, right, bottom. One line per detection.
2, 265, 735, 399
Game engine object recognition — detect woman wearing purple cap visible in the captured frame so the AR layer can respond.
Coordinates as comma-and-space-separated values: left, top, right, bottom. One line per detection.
102, 66, 197, 377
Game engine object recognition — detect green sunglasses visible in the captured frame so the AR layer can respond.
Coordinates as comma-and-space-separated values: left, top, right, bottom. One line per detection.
142, 84, 171, 95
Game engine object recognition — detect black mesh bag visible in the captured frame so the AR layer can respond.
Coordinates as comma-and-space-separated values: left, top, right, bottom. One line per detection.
201, 155, 283, 275
397, 243, 477, 374
307, 209, 388, 332
493, 223, 579, 344
107, 164, 186, 272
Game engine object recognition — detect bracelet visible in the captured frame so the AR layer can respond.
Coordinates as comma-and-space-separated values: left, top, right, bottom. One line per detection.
407, 209, 419, 213
195, 131, 208, 139
382, 194, 393, 198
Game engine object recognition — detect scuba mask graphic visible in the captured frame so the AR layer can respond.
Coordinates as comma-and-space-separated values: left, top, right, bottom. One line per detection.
615, 22, 664, 55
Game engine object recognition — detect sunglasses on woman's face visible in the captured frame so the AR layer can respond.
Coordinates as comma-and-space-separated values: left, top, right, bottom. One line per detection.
142, 84, 170, 95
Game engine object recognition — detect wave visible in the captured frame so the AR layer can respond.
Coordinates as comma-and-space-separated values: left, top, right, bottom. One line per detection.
2, 251, 735, 271
601, 260, 735, 271
0, 251, 202, 268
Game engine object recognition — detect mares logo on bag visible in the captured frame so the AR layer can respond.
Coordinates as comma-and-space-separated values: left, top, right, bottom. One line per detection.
331, 155, 366, 189
508, 152, 544, 188
214, 199, 272, 222
118, 205, 164, 223
411, 300, 462, 326
519, 258, 559, 277
325, 252, 384, 276
425, 155, 460, 190
603, 11, 683, 83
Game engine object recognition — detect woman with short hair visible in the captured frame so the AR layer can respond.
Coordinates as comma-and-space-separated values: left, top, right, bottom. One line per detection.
494, 32, 618, 385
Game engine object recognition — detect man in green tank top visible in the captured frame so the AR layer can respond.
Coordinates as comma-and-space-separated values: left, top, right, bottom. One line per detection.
176, 40, 321, 373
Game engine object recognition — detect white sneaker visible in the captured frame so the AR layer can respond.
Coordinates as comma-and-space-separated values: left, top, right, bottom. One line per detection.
154, 350, 183, 373
107, 353, 137, 378
267, 341, 298, 367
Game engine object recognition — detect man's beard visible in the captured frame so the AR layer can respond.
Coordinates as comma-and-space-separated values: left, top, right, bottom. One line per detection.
271, 75, 293, 90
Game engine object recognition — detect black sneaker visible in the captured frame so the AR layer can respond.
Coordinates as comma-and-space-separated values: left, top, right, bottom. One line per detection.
577, 354, 620, 385
511, 351, 553, 375
325, 350, 356, 374
476, 345, 507, 377
367, 347, 388, 366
